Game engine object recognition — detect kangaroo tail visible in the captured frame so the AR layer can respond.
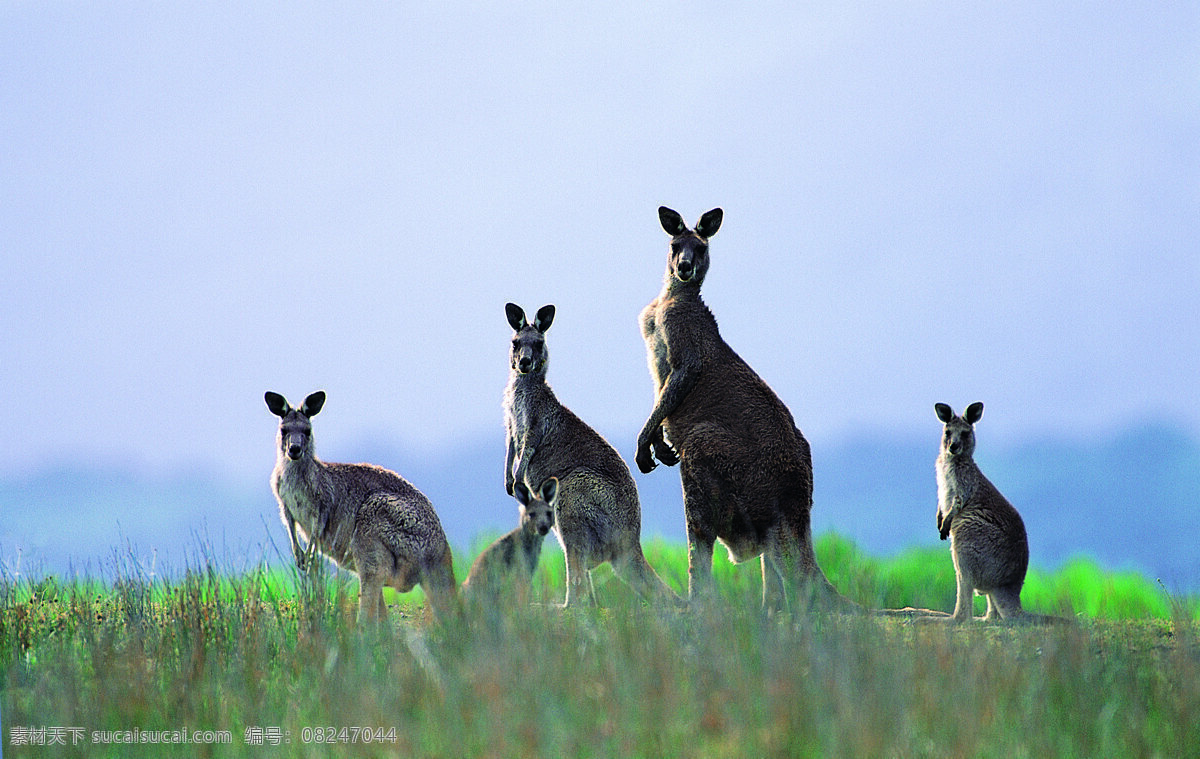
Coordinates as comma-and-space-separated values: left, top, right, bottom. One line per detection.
805, 568, 867, 614
617, 547, 686, 608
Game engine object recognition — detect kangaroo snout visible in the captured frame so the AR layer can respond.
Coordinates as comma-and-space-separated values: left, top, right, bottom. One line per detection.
514, 344, 544, 375
283, 432, 308, 460
675, 255, 695, 281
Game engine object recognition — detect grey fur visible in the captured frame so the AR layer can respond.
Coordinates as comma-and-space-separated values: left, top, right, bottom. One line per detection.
503, 303, 682, 608
265, 390, 458, 623
935, 402, 1032, 622
636, 207, 853, 613
461, 477, 557, 601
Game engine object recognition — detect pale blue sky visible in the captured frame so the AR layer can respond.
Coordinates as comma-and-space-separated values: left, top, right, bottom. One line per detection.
3, 3, 1197, 485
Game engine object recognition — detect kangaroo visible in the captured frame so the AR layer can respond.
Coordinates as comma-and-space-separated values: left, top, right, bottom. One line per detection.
636, 207, 855, 614
265, 390, 458, 623
461, 477, 557, 601
935, 402, 1034, 623
503, 303, 682, 608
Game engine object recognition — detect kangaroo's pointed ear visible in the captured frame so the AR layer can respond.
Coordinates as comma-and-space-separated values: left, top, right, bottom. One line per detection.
265, 391, 290, 417
301, 391, 326, 417
934, 403, 955, 423
534, 304, 555, 332
505, 302, 527, 331
539, 476, 558, 504
659, 206, 686, 236
696, 208, 723, 238
964, 402, 984, 425
514, 481, 531, 506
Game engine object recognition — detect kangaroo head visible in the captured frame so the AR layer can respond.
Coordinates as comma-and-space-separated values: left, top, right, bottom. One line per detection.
934, 401, 983, 458
659, 206, 722, 287
505, 303, 555, 376
265, 390, 326, 461
514, 477, 557, 537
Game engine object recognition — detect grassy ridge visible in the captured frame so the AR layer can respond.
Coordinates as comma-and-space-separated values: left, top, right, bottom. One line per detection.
2, 537, 1198, 757
547, 534, 1197, 621
7, 532, 1192, 619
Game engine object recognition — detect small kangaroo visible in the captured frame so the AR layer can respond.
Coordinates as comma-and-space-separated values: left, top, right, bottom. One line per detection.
461, 477, 558, 601
503, 303, 682, 608
265, 390, 458, 623
637, 207, 854, 613
935, 402, 1032, 623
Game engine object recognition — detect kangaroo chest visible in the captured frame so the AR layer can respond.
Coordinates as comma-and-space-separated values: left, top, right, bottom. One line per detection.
639, 299, 671, 392
507, 381, 547, 436
642, 294, 712, 394
275, 463, 322, 531
937, 457, 978, 514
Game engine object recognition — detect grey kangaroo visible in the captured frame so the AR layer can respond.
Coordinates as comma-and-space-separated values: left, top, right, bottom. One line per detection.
461, 477, 558, 601
637, 207, 854, 613
935, 402, 1037, 623
265, 390, 458, 623
503, 303, 682, 608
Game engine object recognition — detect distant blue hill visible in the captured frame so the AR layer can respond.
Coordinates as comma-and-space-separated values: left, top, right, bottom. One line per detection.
2, 425, 1197, 591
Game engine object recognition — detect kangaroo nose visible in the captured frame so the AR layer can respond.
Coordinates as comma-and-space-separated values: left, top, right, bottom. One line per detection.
287, 443, 303, 460
518, 356, 533, 373
676, 258, 694, 280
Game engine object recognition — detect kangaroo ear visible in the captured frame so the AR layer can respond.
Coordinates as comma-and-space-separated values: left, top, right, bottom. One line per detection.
265, 392, 290, 417
934, 403, 955, 423
301, 391, 326, 417
659, 206, 686, 236
696, 207, 723, 238
534, 304, 555, 333
505, 303, 527, 331
964, 402, 984, 425
539, 476, 558, 504
513, 481, 531, 506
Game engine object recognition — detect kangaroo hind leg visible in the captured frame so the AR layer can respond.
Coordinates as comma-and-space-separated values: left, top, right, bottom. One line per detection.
357, 572, 386, 626
561, 546, 595, 609
986, 585, 1024, 621
760, 522, 790, 614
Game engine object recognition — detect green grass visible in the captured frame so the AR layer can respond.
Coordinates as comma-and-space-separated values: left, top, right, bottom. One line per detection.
2, 535, 1198, 757
643, 533, 1197, 621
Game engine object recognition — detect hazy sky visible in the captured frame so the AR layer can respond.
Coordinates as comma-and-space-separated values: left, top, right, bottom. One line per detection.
3, 3, 1197, 485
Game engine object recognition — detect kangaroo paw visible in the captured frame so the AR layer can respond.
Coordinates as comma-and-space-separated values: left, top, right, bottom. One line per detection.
653, 439, 679, 466
635, 441, 657, 473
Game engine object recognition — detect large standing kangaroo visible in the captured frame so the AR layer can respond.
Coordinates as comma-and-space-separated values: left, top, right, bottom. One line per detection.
503, 303, 681, 608
636, 207, 852, 613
